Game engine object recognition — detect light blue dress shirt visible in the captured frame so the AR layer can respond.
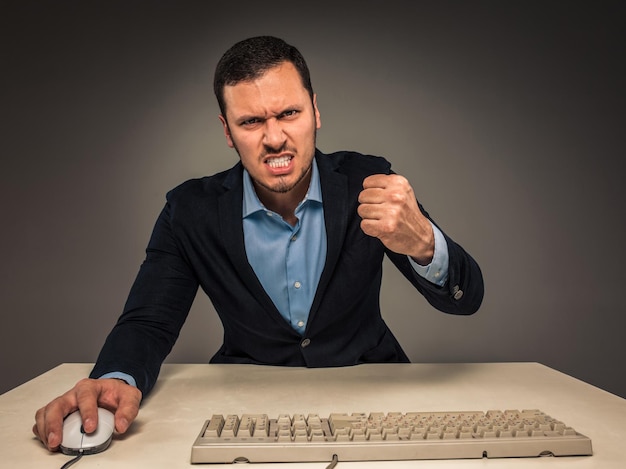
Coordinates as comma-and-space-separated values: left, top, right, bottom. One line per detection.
408, 224, 449, 286
243, 160, 327, 335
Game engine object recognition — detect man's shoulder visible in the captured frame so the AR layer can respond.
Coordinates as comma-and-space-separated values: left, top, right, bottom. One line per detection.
166, 163, 242, 202
317, 149, 392, 175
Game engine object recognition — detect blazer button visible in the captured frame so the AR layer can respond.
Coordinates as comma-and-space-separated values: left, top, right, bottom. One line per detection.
452, 285, 464, 300
301, 338, 311, 348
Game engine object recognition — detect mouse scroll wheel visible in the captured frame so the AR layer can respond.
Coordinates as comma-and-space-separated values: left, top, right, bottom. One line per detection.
80, 424, 86, 434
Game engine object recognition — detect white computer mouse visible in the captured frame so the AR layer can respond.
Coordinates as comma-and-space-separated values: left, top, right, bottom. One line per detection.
60, 407, 115, 455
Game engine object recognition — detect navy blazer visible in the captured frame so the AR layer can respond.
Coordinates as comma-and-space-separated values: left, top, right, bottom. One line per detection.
90, 150, 483, 396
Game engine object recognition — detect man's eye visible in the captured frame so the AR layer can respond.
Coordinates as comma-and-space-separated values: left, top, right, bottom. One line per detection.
239, 117, 261, 127
281, 110, 298, 118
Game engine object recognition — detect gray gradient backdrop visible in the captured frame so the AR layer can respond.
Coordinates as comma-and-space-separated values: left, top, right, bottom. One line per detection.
2, 0, 625, 399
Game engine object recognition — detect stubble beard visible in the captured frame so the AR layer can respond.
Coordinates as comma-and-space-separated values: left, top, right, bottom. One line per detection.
256, 161, 312, 194
233, 132, 317, 195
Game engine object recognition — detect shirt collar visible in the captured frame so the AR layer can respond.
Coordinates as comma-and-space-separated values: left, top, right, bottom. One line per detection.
243, 157, 322, 219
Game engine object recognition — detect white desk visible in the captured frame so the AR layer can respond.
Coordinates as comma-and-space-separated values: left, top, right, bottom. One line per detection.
1, 362, 625, 468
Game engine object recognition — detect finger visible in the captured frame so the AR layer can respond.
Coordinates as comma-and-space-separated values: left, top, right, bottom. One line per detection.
358, 199, 402, 221
357, 203, 380, 221
74, 379, 101, 433
357, 187, 386, 204
362, 173, 391, 189
33, 407, 57, 450
359, 218, 380, 238
33, 397, 75, 451
114, 385, 142, 433
360, 214, 398, 236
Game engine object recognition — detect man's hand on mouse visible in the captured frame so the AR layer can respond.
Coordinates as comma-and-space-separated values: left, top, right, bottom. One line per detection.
33, 378, 142, 452
358, 174, 435, 265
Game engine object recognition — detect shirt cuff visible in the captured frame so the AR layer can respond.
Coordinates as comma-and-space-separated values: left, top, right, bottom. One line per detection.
99, 372, 137, 388
408, 222, 449, 287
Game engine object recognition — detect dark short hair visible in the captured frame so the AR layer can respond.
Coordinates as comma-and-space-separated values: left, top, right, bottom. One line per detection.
214, 36, 314, 118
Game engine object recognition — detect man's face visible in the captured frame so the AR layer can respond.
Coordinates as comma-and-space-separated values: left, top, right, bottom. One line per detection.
219, 62, 321, 199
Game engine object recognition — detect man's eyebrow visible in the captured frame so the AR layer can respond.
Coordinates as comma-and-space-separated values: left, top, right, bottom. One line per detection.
235, 114, 264, 124
236, 106, 302, 123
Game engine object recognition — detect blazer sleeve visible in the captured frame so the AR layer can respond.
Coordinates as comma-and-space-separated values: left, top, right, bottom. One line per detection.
385, 206, 484, 316
89, 200, 199, 396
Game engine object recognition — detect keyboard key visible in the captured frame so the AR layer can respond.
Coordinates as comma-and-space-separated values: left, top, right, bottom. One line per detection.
203, 415, 224, 437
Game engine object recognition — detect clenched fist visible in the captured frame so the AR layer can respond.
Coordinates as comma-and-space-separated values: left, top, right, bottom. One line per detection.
357, 174, 434, 265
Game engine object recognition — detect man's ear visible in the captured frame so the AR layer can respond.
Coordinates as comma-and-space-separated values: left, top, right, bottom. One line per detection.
313, 94, 321, 130
218, 115, 235, 148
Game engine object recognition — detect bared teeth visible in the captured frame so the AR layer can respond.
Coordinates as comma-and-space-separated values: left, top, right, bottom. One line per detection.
267, 156, 292, 168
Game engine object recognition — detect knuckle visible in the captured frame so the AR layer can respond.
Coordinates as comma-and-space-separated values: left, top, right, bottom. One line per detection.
74, 378, 95, 394
388, 191, 404, 203
383, 216, 400, 233
392, 174, 408, 185
35, 407, 46, 423
360, 219, 374, 234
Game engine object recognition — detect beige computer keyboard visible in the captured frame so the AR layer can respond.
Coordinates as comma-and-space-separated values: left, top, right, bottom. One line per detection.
190, 409, 592, 464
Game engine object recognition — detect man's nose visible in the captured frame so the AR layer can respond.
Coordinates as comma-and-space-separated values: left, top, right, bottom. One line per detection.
263, 118, 286, 149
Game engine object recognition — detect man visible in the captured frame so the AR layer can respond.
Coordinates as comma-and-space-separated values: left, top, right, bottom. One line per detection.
33, 36, 483, 451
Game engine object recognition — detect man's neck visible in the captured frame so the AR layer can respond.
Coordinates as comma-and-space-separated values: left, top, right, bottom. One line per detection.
253, 171, 311, 226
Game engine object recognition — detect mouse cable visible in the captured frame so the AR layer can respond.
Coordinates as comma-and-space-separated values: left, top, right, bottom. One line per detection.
325, 453, 339, 469
60, 449, 83, 469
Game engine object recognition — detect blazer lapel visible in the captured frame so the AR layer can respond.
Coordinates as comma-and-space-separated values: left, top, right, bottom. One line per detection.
308, 152, 349, 322
217, 164, 286, 320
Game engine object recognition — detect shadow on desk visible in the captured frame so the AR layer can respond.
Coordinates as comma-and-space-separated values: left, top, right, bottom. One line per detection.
144, 362, 481, 414
149, 362, 475, 394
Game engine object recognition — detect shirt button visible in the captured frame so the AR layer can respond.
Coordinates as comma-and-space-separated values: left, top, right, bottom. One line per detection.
297, 320, 305, 328
301, 338, 311, 348
294, 281, 302, 289
291, 235, 297, 241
